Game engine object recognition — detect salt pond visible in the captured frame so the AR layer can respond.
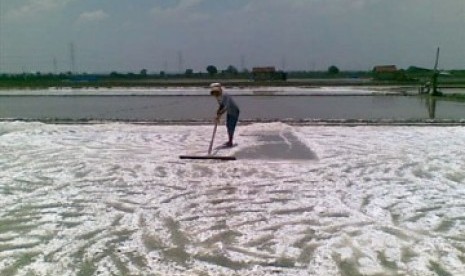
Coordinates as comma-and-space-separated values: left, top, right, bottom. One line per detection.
1, 87, 465, 122
1, 122, 464, 275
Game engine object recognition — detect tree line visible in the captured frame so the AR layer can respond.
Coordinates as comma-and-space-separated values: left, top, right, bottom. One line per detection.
2, 64, 465, 86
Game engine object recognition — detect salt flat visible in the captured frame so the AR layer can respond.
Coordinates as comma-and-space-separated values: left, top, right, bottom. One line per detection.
0, 122, 464, 275
0, 86, 397, 96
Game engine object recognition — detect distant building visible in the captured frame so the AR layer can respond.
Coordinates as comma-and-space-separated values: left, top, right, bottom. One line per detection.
373, 65, 398, 73
252, 66, 287, 81
372, 65, 406, 80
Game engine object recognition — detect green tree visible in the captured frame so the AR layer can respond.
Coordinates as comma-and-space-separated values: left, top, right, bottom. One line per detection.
206, 65, 218, 75
225, 65, 239, 75
185, 69, 194, 76
328, 65, 340, 75
110, 71, 120, 77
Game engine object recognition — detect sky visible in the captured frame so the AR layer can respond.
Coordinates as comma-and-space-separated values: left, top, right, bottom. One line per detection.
0, 0, 464, 73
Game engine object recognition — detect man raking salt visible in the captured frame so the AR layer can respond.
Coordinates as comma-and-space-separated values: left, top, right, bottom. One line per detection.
179, 83, 238, 160
210, 82, 240, 148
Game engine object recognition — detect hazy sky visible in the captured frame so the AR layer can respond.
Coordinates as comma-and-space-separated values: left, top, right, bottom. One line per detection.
1, 0, 465, 73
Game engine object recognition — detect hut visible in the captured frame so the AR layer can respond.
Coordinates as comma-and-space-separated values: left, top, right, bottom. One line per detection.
372, 65, 405, 80
252, 67, 287, 81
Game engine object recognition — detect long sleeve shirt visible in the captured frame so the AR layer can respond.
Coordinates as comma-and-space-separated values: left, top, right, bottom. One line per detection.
217, 93, 240, 117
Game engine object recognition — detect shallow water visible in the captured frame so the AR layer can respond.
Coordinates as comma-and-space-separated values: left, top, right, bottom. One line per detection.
1, 95, 464, 121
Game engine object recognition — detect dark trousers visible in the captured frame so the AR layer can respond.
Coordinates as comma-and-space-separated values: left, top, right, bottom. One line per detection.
226, 113, 239, 140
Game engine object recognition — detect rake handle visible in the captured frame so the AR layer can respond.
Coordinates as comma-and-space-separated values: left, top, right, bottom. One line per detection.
207, 119, 218, 155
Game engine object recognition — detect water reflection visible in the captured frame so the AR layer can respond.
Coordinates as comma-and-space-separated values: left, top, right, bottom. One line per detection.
426, 97, 436, 119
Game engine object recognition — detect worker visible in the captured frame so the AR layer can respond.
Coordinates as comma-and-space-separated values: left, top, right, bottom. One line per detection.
210, 82, 240, 147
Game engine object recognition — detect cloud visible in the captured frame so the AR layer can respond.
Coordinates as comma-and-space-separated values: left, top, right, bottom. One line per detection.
6, 0, 73, 20
150, 0, 209, 25
76, 10, 109, 24
242, 0, 379, 15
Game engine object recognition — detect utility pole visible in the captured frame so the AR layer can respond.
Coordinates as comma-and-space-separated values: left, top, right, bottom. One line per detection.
281, 55, 287, 71
177, 51, 184, 73
240, 55, 245, 71
70, 42, 76, 74
431, 47, 440, 96
163, 60, 168, 73
0, 0, 2, 73
53, 57, 58, 74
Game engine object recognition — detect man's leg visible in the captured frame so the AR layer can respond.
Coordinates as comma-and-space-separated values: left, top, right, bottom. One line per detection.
226, 114, 238, 146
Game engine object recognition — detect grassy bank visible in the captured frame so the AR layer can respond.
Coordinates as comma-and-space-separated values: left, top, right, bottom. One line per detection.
0, 76, 417, 89
1, 73, 465, 90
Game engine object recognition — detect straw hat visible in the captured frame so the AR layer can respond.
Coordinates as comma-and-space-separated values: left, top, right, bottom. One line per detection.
210, 82, 222, 93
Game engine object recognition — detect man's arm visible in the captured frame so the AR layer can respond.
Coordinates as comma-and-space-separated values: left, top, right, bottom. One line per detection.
216, 96, 228, 120
215, 105, 226, 122
217, 104, 226, 115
